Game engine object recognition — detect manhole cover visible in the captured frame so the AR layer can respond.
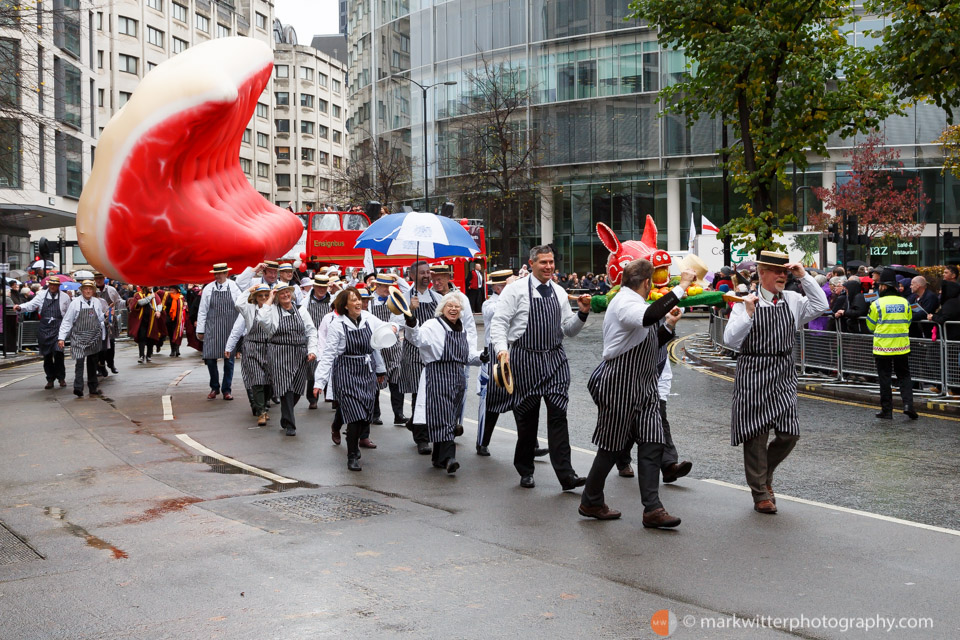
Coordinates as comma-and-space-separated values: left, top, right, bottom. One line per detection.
0, 522, 42, 566
253, 493, 394, 523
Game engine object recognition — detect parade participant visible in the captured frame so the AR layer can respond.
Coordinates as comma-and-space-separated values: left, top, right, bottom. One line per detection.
370, 273, 407, 427
14, 276, 70, 388
235, 260, 280, 290
227, 283, 274, 426
399, 261, 443, 455
58, 280, 106, 398
467, 261, 485, 313
407, 292, 485, 474
127, 286, 164, 362
428, 264, 477, 423
300, 277, 313, 300
161, 284, 187, 357
315, 287, 391, 469
276, 262, 303, 304
579, 261, 695, 525
723, 252, 829, 514
259, 283, 319, 436
301, 274, 333, 410
867, 268, 918, 421
197, 263, 242, 400
94, 272, 121, 375
490, 245, 592, 490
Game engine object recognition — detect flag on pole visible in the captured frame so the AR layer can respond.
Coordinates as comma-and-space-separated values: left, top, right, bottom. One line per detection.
688, 211, 696, 252
702, 215, 720, 234
363, 249, 375, 275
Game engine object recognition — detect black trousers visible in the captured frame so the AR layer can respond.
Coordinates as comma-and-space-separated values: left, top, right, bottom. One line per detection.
373, 383, 405, 421
43, 351, 65, 382
479, 411, 501, 447
432, 440, 456, 465
409, 392, 430, 445
98, 343, 115, 369
583, 443, 664, 513
513, 395, 575, 480
346, 420, 366, 456
279, 391, 300, 431
136, 325, 154, 359
334, 407, 370, 439
876, 354, 914, 413
616, 400, 679, 471
73, 355, 99, 394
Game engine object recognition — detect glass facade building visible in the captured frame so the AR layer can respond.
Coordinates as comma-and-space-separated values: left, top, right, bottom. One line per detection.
347, 1, 958, 273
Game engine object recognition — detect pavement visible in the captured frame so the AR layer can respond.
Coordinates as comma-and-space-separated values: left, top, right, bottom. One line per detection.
1, 328, 958, 639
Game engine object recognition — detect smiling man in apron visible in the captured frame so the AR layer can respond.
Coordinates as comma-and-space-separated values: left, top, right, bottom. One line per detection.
14, 276, 70, 389
58, 280, 107, 398
723, 251, 829, 514
197, 263, 242, 400
489, 245, 593, 491
370, 273, 407, 426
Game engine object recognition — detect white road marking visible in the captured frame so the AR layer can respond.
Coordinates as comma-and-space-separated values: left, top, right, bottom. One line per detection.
0, 373, 41, 389
162, 395, 174, 421
702, 479, 960, 538
171, 369, 194, 386
175, 434, 297, 484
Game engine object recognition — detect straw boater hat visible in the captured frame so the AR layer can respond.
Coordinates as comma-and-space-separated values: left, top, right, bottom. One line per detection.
430, 264, 453, 275
488, 269, 513, 286
80, 279, 96, 289
273, 281, 296, 293
247, 282, 272, 303
755, 251, 790, 269
313, 274, 329, 286
375, 273, 396, 287
209, 262, 231, 274
47, 276, 61, 285
492, 360, 514, 394
263, 260, 280, 270
386, 285, 411, 317
277, 262, 294, 272
356, 286, 373, 299
677, 254, 710, 287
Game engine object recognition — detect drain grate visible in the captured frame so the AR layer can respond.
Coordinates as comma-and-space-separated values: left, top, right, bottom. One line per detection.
0, 522, 42, 566
253, 492, 394, 523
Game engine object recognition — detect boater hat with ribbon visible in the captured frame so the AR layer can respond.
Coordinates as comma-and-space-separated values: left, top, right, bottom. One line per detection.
247, 282, 272, 303
385, 286, 412, 317
488, 269, 513, 286
375, 273, 397, 286
209, 262, 231, 274
277, 262, 294, 272
313, 274, 329, 286
677, 254, 710, 287
47, 276, 61, 285
263, 260, 280, 269
492, 359, 514, 394
430, 264, 453, 275
755, 251, 790, 269
80, 279, 96, 289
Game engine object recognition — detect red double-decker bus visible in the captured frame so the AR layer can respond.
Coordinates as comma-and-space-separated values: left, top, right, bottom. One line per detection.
286, 211, 487, 294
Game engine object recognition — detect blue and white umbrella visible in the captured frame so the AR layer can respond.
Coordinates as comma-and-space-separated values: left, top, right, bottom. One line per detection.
354, 211, 480, 259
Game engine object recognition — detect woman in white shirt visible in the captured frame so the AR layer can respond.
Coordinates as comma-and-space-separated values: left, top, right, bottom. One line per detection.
226, 283, 274, 426
407, 292, 486, 474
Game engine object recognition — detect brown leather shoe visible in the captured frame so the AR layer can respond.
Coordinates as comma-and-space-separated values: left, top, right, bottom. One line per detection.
662, 461, 693, 483
59, 379, 66, 387
642, 507, 681, 528
618, 465, 634, 478
754, 499, 777, 514
207, 390, 218, 400
44, 380, 54, 390
766, 484, 776, 504
257, 414, 267, 427
331, 427, 341, 445
578, 503, 622, 520
359, 438, 377, 449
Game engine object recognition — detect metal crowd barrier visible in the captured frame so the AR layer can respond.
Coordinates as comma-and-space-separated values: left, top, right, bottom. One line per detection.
706, 312, 959, 398
14, 306, 130, 352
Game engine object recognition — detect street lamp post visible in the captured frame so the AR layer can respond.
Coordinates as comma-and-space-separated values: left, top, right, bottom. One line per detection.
391, 75, 457, 212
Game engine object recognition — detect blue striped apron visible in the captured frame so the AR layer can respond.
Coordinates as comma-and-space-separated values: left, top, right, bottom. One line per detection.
425, 322, 469, 442
509, 277, 570, 411
332, 320, 377, 424
269, 307, 309, 397
399, 289, 438, 393
203, 286, 240, 360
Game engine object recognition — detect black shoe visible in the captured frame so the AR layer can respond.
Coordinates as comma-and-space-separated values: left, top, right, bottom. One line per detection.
433, 461, 446, 468
73, 389, 84, 398
417, 442, 432, 455
520, 475, 536, 489
560, 475, 587, 491
98, 368, 108, 377
394, 416, 408, 426
89, 389, 103, 397
371, 417, 383, 425
272, 397, 280, 405
285, 427, 296, 436
876, 411, 893, 420
453, 424, 464, 437
145, 357, 152, 363
110, 367, 118, 374
446, 459, 460, 474
405, 418, 414, 432
904, 406, 919, 420
533, 447, 549, 458
476, 445, 490, 456
347, 455, 361, 471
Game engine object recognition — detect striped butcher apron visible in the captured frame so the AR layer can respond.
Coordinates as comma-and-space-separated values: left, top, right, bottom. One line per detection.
399, 289, 438, 393
70, 301, 103, 360
425, 323, 469, 442
306, 294, 331, 327
509, 277, 570, 411
730, 299, 800, 446
269, 307, 310, 397
37, 293, 64, 356
371, 300, 402, 389
97, 288, 120, 341
331, 320, 377, 424
202, 286, 239, 360
240, 313, 272, 388
587, 324, 663, 451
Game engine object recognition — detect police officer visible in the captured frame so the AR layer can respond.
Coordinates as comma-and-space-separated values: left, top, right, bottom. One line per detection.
867, 268, 918, 420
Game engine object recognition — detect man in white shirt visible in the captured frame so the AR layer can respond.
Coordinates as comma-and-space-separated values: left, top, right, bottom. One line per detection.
197, 263, 243, 400
93, 272, 121, 375
489, 245, 592, 490
235, 260, 280, 290
15, 276, 71, 388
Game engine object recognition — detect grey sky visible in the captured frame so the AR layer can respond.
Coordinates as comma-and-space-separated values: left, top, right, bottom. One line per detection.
273, 0, 339, 39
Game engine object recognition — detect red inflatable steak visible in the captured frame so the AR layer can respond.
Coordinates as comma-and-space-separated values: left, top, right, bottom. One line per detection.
77, 37, 302, 285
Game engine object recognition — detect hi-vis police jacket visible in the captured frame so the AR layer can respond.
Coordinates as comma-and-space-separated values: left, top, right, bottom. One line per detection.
866, 294, 912, 356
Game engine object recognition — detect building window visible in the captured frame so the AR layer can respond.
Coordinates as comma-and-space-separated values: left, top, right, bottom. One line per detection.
318, 98, 327, 113
118, 91, 131, 106
276, 173, 291, 188
96, 49, 103, 68
256, 102, 268, 118
333, 78, 341, 93
147, 61, 157, 71
0, 119, 21, 188
172, 2, 187, 23
216, 23, 229, 38
302, 175, 315, 189
318, 178, 329, 190
332, 130, 341, 144
300, 94, 314, 109
318, 72, 328, 87
275, 91, 289, 106
300, 121, 314, 135
54, 58, 82, 129
256, 132, 268, 147
332, 104, 341, 119
257, 162, 269, 178
117, 16, 137, 36
55, 131, 82, 198
146, 0, 162, 11
242, 128, 251, 144
332, 155, 342, 169
118, 53, 138, 75
275, 146, 290, 160
195, 13, 209, 32
318, 124, 328, 139
147, 26, 164, 48
53, 0, 81, 58
172, 37, 187, 53
239, 157, 251, 174
301, 148, 315, 162
300, 66, 313, 82
255, 12, 267, 30
275, 118, 290, 133
318, 151, 329, 165
275, 64, 288, 79
97, 88, 103, 107
0, 39, 20, 107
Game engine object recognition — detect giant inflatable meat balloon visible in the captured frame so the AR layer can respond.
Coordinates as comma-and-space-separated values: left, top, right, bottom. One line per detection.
77, 37, 303, 285
596, 216, 673, 287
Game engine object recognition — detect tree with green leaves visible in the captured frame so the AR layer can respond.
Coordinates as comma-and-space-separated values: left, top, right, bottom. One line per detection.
938, 125, 960, 178
627, 0, 898, 255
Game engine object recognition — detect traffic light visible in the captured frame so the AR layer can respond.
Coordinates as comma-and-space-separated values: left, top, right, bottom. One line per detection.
827, 223, 840, 244
844, 214, 860, 245
945, 231, 960, 250
38, 237, 59, 259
